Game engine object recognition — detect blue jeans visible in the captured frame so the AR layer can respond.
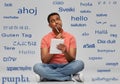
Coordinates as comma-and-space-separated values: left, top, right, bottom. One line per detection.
33, 60, 84, 81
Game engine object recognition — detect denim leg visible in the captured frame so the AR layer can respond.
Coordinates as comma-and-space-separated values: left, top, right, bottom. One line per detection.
33, 60, 84, 81
33, 63, 71, 81
56, 60, 84, 75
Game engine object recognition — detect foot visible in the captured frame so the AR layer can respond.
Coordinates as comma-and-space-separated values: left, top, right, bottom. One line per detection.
35, 74, 49, 82
35, 74, 40, 82
71, 73, 84, 82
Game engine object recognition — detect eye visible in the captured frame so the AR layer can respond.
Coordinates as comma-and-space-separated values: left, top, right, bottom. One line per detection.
50, 19, 55, 23
56, 18, 60, 20
50, 17, 61, 23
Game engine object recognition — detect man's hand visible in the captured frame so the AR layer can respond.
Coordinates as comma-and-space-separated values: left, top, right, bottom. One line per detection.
57, 43, 66, 53
55, 33, 63, 39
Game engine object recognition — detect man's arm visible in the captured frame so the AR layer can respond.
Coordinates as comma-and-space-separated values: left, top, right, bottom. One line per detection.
41, 48, 54, 63
57, 44, 76, 62
64, 47, 76, 62
56, 33, 76, 62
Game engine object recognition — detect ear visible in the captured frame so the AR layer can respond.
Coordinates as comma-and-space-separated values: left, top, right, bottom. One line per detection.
48, 24, 51, 28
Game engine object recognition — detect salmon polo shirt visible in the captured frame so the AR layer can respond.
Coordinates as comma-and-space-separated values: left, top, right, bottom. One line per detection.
41, 31, 76, 64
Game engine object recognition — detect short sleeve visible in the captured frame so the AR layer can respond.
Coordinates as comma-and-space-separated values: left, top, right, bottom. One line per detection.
41, 38, 48, 48
70, 36, 76, 48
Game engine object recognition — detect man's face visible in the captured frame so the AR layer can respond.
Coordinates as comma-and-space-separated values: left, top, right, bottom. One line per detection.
49, 15, 62, 31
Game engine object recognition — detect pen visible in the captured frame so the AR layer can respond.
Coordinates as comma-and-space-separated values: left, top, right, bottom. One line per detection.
55, 27, 60, 33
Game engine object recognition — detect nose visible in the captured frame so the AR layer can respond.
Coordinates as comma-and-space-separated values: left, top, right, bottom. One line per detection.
54, 20, 58, 24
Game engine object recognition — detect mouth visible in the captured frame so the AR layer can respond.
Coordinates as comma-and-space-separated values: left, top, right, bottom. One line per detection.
56, 24, 61, 28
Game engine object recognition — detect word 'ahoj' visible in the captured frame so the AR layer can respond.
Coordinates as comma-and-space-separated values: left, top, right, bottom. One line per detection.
18, 7, 37, 16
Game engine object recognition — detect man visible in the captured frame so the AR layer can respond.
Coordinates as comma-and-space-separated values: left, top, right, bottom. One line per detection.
33, 12, 84, 82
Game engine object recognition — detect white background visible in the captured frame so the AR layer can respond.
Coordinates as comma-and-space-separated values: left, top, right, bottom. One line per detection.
0, 0, 120, 84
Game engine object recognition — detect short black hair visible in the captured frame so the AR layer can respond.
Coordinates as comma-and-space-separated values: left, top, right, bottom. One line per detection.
47, 12, 60, 23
